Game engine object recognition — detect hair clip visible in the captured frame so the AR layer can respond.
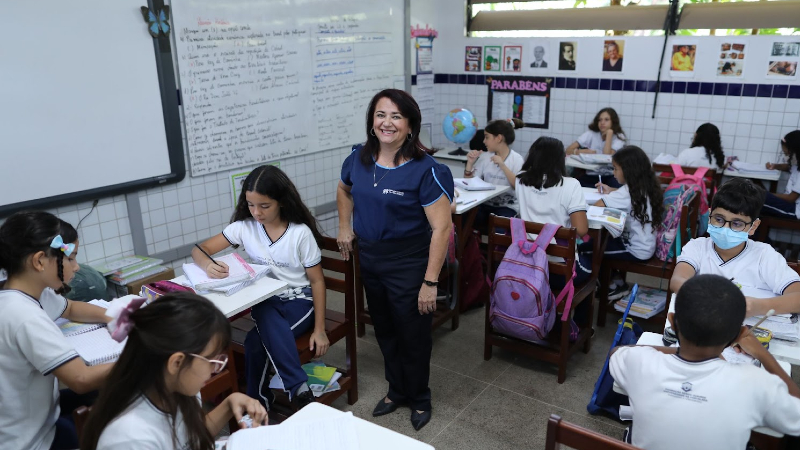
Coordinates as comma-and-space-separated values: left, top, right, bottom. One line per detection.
50, 235, 75, 257
106, 297, 147, 342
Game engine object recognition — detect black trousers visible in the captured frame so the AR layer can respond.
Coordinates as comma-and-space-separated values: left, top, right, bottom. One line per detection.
359, 233, 433, 411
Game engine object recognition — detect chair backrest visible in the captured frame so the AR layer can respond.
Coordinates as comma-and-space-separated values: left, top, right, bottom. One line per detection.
545, 414, 642, 450
487, 216, 577, 281
73, 405, 91, 443
653, 163, 718, 204
320, 237, 355, 319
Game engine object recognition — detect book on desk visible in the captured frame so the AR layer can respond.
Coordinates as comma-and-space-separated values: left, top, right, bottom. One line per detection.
454, 177, 495, 191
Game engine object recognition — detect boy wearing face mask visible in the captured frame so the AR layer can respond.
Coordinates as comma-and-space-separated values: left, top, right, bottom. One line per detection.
670, 178, 800, 318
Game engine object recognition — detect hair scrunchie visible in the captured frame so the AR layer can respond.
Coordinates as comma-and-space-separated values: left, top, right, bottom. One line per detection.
106, 297, 147, 342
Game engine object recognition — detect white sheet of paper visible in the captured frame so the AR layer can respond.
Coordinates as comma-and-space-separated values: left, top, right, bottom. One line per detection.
226, 414, 359, 450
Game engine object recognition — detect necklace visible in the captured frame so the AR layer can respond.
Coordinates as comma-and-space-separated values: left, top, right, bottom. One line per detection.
373, 163, 390, 187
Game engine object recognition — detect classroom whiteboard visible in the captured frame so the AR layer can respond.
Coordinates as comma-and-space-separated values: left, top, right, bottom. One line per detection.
169, 0, 406, 176
0, 0, 184, 216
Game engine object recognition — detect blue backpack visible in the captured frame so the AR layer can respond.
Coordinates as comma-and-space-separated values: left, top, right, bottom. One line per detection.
587, 285, 643, 419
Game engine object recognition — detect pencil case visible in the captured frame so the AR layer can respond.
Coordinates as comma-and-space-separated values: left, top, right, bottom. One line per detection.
140, 280, 195, 303
749, 326, 773, 350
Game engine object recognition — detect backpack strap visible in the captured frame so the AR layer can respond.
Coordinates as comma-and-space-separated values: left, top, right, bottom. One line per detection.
670, 164, 684, 177
510, 218, 535, 254
693, 166, 709, 180
531, 223, 561, 252
555, 265, 576, 321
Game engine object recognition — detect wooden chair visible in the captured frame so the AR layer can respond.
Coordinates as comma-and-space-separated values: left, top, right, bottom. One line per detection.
755, 216, 800, 259
73, 405, 91, 443
230, 236, 359, 414
596, 192, 700, 327
545, 414, 642, 450
484, 216, 604, 383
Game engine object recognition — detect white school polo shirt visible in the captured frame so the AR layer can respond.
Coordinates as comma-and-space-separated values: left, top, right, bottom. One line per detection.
516, 176, 587, 228
677, 237, 800, 294
223, 219, 322, 290
472, 149, 524, 212
576, 130, 625, 154
677, 146, 716, 169
96, 395, 190, 450
0, 289, 79, 450
783, 166, 800, 219
610, 346, 800, 450
603, 184, 656, 260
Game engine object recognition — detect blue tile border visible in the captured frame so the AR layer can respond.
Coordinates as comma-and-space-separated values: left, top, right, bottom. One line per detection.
428, 73, 798, 99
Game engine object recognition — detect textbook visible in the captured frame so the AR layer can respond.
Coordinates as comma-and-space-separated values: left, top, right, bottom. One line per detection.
182, 253, 256, 291
577, 154, 612, 165
454, 177, 495, 191
92, 256, 163, 278
108, 265, 170, 285
586, 206, 627, 238
66, 327, 125, 366
614, 286, 666, 319
268, 361, 342, 398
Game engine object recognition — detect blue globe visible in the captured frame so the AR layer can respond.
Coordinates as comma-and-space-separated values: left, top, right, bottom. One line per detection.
442, 108, 478, 145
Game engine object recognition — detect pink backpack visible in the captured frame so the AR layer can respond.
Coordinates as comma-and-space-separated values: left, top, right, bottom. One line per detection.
489, 219, 575, 343
668, 164, 710, 233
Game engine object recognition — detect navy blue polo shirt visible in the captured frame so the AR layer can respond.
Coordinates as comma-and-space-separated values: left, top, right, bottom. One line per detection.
341, 146, 454, 241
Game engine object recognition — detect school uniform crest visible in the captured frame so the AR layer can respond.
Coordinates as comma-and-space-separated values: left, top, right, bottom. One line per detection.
681, 382, 692, 392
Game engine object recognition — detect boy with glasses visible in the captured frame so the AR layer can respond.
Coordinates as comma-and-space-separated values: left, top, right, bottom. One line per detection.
670, 178, 800, 317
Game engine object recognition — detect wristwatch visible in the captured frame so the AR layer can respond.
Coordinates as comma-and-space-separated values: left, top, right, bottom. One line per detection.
423, 279, 439, 287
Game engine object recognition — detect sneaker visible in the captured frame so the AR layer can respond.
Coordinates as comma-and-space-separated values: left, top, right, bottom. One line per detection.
608, 282, 630, 301
291, 387, 316, 410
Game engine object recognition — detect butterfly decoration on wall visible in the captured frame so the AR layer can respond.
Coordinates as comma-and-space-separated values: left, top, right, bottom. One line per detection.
140, 6, 171, 38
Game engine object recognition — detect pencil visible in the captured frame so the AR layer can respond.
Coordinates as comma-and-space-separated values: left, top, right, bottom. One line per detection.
195, 244, 223, 268
740, 309, 776, 341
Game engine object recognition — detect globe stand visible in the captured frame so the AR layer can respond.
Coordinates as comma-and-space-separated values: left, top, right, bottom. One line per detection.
448, 147, 468, 156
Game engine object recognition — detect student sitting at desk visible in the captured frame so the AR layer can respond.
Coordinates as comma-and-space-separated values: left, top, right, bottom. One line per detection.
610, 274, 800, 450
464, 118, 525, 228
516, 136, 589, 286
762, 130, 800, 219
0, 211, 113, 450
670, 178, 800, 317
677, 123, 725, 170
80, 293, 267, 450
565, 107, 626, 188
192, 165, 329, 411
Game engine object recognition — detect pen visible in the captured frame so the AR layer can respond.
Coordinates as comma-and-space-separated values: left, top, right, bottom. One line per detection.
194, 244, 223, 268
599, 175, 603, 194
737, 309, 775, 344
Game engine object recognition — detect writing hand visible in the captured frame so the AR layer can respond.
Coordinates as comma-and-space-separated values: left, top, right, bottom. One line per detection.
206, 261, 230, 279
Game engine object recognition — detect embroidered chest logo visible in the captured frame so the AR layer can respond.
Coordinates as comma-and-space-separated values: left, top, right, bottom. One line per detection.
382, 189, 404, 196
255, 256, 289, 268
681, 382, 692, 392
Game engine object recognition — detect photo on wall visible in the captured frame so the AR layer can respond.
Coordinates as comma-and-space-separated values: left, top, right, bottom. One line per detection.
767, 41, 799, 79
602, 40, 624, 72
484, 45, 501, 72
716, 42, 745, 77
503, 45, 522, 72
766, 61, 797, 78
465, 46, 482, 72
558, 41, 577, 71
771, 42, 800, 57
529, 42, 549, 69
670, 43, 696, 78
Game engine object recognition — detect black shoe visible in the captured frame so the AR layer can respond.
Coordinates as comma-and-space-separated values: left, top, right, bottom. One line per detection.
411, 410, 431, 431
608, 282, 631, 301
372, 397, 400, 417
292, 389, 315, 410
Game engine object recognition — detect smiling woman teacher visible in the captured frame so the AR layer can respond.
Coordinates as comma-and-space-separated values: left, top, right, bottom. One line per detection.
337, 89, 454, 431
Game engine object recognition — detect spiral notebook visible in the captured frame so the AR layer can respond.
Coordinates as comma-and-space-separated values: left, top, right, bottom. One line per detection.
66, 328, 126, 366
182, 253, 256, 291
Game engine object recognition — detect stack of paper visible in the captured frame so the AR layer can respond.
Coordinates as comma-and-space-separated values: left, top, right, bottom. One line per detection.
209, 264, 270, 296
94, 255, 167, 285
225, 413, 359, 450
727, 160, 778, 175
182, 253, 257, 291
653, 153, 678, 165
614, 286, 667, 319
454, 177, 495, 191
587, 206, 627, 238
578, 154, 613, 165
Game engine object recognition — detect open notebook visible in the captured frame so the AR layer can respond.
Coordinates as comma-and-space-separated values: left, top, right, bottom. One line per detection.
454, 177, 495, 191
55, 299, 110, 337
67, 328, 126, 366
183, 253, 256, 291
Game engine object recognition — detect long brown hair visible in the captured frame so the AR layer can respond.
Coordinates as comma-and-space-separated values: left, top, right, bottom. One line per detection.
80, 293, 231, 450
230, 165, 323, 247
588, 107, 626, 141
613, 146, 664, 229
360, 89, 428, 167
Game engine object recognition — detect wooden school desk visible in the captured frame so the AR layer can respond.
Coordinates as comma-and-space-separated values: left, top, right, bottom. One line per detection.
282, 402, 434, 450
171, 275, 288, 319
723, 166, 781, 193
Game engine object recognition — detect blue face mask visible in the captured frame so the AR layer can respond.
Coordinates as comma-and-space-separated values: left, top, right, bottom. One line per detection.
707, 224, 749, 250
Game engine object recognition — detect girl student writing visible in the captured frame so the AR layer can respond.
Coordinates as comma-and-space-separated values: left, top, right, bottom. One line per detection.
762, 130, 800, 219
464, 118, 525, 227
192, 165, 328, 410
565, 107, 627, 188
677, 122, 725, 169
80, 293, 267, 450
0, 211, 113, 450
580, 146, 664, 299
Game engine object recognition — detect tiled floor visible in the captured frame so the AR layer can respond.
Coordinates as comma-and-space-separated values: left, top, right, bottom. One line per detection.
319, 286, 642, 449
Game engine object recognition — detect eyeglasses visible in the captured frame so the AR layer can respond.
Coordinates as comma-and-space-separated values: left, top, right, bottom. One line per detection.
709, 214, 754, 232
189, 353, 228, 374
